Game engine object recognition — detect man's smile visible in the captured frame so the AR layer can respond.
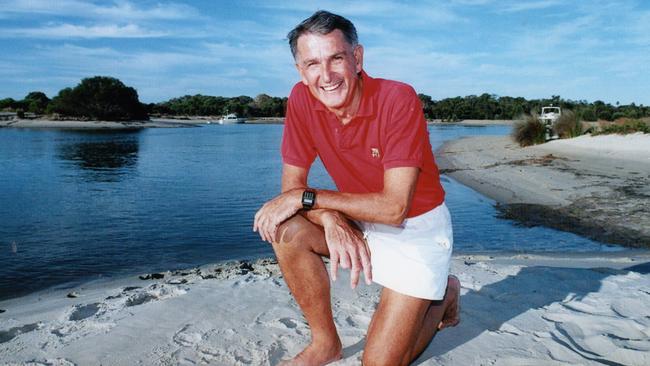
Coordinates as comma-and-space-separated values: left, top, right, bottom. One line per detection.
321, 80, 343, 92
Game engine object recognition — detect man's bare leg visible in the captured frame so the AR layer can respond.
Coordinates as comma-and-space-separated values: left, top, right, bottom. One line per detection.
411, 276, 461, 360
362, 276, 461, 366
272, 215, 343, 366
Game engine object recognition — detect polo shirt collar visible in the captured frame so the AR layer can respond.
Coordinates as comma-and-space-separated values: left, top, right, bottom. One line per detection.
310, 70, 376, 119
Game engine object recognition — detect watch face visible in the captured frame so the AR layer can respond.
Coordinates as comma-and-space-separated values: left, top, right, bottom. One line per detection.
302, 190, 315, 209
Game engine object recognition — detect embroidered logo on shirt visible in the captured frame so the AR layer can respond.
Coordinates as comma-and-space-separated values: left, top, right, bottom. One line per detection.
371, 147, 380, 158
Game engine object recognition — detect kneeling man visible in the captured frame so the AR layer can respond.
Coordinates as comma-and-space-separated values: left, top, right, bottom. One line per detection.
254, 10, 460, 366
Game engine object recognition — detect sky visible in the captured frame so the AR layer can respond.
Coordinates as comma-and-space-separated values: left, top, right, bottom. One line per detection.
0, 0, 649, 105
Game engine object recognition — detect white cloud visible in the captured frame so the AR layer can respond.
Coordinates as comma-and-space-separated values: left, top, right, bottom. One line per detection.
499, 0, 562, 13
2, 23, 168, 38
0, 0, 199, 20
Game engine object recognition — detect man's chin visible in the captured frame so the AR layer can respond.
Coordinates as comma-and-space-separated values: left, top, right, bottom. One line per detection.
318, 95, 346, 110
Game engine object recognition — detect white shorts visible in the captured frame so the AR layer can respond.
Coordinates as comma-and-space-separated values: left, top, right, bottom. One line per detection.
357, 203, 453, 300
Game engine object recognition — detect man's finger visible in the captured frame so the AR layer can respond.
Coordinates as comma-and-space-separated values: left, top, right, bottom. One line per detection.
339, 251, 351, 270
330, 252, 339, 282
253, 210, 260, 232
359, 243, 372, 285
350, 255, 361, 289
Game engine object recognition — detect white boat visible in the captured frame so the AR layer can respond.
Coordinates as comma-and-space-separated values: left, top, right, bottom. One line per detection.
216, 113, 246, 125
540, 105, 561, 141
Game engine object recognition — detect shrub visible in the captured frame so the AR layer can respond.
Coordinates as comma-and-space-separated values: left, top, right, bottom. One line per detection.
581, 108, 597, 121
554, 110, 583, 139
512, 114, 546, 146
594, 119, 649, 135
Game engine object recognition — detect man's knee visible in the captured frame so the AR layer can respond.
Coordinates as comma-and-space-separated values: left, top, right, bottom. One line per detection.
271, 215, 313, 253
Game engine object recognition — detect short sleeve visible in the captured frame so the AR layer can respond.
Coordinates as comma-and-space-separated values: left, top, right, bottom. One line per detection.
381, 86, 427, 170
281, 85, 317, 168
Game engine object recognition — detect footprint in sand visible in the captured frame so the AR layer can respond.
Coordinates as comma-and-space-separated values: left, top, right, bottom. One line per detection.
173, 324, 204, 348
0, 322, 43, 343
68, 303, 102, 321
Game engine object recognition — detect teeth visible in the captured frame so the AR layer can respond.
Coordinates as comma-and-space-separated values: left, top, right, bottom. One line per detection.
322, 81, 342, 91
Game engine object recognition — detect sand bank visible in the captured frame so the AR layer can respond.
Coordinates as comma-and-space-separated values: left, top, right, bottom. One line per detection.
437, 133, 650, 247
0, 118, 206, 129
428, 119, 515, 126
1, 254, 649, 365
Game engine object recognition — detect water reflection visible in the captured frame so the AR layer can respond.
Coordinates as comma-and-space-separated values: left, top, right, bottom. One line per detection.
57, 133, 140, 182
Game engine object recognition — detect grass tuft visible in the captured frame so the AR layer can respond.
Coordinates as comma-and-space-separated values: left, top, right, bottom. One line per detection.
512, 114, 546, 147
554, 110, 583, 138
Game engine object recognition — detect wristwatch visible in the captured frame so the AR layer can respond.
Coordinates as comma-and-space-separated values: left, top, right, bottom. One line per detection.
301, 189, 316, 210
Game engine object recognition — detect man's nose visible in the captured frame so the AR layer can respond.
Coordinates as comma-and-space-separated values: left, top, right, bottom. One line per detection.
320, 62, 332, 83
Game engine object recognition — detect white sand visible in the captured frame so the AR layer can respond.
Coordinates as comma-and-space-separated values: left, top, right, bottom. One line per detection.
536, 133, 650, 164
1, 254, 649, 365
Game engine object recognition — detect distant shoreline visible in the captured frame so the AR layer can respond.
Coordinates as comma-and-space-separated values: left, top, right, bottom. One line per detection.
0, 118, 207, 129
1, 118, 515, 129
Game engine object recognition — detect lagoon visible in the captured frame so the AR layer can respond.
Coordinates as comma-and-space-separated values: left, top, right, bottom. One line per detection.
0, 124, 622, 300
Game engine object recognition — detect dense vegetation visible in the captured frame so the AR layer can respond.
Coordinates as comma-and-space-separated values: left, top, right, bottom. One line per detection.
47, 76, 148, 121
417, 93, 649, 121
594, 119, 650, 135
2, 77, 649, 122
149, 94, 287, 118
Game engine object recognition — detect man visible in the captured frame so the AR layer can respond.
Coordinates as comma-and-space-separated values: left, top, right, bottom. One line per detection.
254, 10, 460, 366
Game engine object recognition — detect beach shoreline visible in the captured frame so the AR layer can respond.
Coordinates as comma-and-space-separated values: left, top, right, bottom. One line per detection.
436, 133, 650, 247
0, 118, 515, 129
0, 118, 208, 129
1, 253, 649, 365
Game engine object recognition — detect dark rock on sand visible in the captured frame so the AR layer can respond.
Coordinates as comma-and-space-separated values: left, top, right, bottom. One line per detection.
139, 273, 165, 280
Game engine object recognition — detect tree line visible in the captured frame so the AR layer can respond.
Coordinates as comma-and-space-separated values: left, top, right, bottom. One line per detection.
1, 76, 648, 121
417, 93, 650, 121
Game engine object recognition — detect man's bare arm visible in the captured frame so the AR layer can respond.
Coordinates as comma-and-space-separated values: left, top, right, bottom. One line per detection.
280, 163, 339, 227
258, 163, 373, 287
278, 163, 419, 225
311, 167, 419, 226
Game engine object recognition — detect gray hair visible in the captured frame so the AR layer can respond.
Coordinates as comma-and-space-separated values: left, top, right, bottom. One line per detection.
287, 10, 358, 59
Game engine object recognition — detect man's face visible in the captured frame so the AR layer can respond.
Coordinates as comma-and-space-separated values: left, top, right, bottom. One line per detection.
294, 29, 363, 115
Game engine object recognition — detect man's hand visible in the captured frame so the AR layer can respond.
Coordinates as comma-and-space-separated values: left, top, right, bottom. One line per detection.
321, 211, 372, 289
253, 189, 303, 243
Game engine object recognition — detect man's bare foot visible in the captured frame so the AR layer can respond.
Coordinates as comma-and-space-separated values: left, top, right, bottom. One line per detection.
437, 275, 461, 330
277, 339, 343, 366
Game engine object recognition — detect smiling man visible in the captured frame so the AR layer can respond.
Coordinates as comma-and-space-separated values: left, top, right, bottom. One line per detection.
253, 10, 460, 366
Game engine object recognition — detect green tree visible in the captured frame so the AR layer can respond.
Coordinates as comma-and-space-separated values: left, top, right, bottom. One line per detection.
47, 76, 148, 121
23, 91, 50, 114
0, 98, 17, 111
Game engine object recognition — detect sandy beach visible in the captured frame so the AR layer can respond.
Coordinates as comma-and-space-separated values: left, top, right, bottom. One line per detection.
1, 254, 649, 365
428, 119, 516, 126
437, 133, 650, 247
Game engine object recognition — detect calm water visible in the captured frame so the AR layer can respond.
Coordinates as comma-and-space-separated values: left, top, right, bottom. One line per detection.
0, 124, 622, 300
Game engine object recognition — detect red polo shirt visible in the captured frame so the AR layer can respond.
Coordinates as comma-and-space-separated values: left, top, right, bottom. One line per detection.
281, 71, 445, 218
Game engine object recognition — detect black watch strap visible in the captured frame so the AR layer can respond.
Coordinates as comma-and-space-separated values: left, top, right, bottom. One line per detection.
301, 189, 316, 210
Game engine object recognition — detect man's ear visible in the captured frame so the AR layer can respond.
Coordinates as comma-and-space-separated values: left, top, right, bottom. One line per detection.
354, 44, 364, 74
295, 63, 309, 86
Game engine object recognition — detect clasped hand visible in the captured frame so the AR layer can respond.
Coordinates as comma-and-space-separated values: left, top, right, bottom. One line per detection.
253, 191, 372, 289
253, 188, 302, 244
